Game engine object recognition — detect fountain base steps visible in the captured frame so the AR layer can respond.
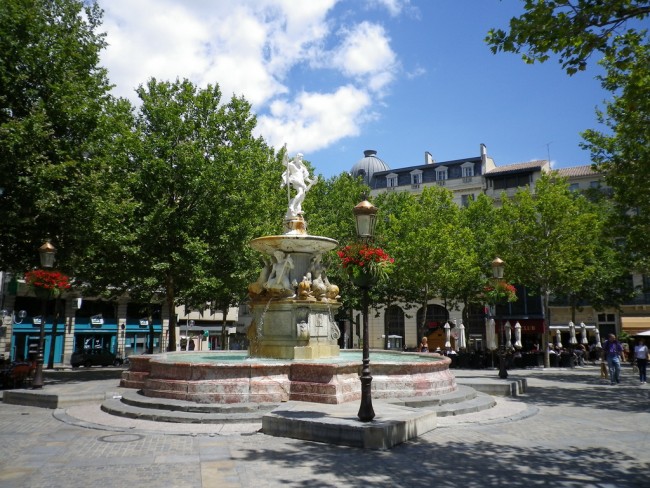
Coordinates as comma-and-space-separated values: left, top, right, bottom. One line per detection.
102, 383, 491, 420
100, 384, 498, 449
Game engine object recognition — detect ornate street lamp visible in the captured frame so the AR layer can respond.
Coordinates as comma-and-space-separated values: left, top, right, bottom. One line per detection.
353, 196, 378, 422
32, 240, 56, 389
491, 257, 509, 379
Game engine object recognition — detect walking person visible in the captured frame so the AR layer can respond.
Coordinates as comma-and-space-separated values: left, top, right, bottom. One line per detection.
603, 333, 624, 385
634, 338, 649, 385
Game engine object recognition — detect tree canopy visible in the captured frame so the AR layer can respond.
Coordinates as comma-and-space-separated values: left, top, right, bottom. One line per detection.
0, 0, 111, 272
77, 78, 282, 350
486, 0, 650, 272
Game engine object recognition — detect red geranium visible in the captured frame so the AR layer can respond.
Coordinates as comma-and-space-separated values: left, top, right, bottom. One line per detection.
337, 244, 394, 281
25, 269, 71, 296
482, 280, 518, 304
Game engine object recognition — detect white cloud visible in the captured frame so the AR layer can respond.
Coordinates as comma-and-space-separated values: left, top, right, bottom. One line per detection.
370, 0, 409, 17
99, 0, 400, 155
329, 22, 397, 92
256, 86, 373, 152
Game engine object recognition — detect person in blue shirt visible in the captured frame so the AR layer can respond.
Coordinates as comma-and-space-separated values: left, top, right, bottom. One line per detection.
602, 333, 624, 385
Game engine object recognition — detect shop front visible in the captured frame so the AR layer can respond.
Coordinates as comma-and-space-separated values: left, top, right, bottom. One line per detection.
74, 317, 163, 358
10, 318, 64, 364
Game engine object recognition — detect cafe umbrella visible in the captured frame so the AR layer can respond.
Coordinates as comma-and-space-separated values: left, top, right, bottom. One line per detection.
514, 321, 522, 349
569, 321, 578, 345
580, 322, 589, 344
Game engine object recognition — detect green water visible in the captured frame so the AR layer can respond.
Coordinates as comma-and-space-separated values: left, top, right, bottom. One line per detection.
160, 350, 441, 364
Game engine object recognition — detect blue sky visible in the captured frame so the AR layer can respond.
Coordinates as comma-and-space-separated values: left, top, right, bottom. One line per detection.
99, 0, 607, 179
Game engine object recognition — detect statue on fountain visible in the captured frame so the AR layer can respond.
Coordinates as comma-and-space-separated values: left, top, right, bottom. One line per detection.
282, 152, 316, 219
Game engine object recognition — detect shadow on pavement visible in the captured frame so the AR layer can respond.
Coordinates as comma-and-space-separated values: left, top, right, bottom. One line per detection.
236, 439, 648, 487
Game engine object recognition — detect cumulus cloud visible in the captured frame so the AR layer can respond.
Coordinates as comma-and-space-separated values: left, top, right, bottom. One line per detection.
99, 0, 400, 154
329, 22, 397, 92
256, 85, 374, 152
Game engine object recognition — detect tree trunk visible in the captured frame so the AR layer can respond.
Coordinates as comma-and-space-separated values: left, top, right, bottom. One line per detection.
543, 289, 550, 368
147, 309, 154, 354
166, 274, 177, 351
221, 306, 229, 351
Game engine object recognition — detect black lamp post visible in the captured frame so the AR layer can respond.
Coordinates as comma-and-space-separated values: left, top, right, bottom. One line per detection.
32, 240, 56, 389
353, 197, 378, 422
491, 257, 509, 379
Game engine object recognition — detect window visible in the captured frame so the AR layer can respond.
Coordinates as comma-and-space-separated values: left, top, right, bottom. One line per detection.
590, 181, 600, 189
436, 167, 447, 181
461, 163, 474, 178
461, 194, 475, 207
386, 173, 398, 188
569, 183, 580, 192
597, 313, 616, 337
410, 170, 422, 188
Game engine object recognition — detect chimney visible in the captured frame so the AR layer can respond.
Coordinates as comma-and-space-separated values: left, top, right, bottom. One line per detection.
425, 151, 435, 165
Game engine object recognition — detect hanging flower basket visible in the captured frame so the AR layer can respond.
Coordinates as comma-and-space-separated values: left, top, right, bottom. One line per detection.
24, 269, 71, 298
481, 280, 518, 304
337, 243, 394, 288
346, 267, 380, 289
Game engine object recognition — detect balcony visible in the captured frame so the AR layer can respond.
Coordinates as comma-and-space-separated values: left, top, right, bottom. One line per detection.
462, 176, 473, 183
411, 184, 420, 190
436, 180, 446, 186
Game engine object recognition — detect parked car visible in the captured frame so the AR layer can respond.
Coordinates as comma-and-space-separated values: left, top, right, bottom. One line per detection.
70, 349, 123, 368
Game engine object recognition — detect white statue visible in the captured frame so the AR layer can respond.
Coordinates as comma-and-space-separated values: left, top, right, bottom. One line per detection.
265, 250, 294, 293
281, 152, 315, 217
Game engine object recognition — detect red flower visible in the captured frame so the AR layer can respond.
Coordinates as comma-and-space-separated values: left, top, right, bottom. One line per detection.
25, 269, 71, 293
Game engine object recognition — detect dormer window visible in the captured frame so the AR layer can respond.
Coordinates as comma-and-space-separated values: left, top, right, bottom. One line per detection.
436, 166, 448, 181
461, 162, 474, 178
386, 173, 398, 188
410, 169, 422, 188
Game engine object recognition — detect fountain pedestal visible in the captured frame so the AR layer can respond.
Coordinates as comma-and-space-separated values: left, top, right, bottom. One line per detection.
250, 301, 340, 360
248, 218, 342, 360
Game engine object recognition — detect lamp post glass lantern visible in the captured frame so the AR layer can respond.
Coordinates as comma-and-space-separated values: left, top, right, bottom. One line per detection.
353, 197, 378, 422
32, 240, 57, 389
353, 198, 378, 242
491, 257, 509, 379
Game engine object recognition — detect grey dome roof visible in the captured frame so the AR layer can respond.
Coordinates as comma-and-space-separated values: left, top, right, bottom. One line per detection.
351, 150, 390, 186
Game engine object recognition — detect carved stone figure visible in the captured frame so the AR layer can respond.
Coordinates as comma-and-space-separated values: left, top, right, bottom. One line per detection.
265, 250, 294, 295
281, 153, 316, 217
297, 273, 315, 301
248, 256, 272, 297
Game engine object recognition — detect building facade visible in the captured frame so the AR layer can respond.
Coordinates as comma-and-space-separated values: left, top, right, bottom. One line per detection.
0, 274, 244, 366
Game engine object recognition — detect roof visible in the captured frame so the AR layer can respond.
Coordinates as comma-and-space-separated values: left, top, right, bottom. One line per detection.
371, 155, 482, 177
485, 160, 548, 177
555, 165, 599, 178
351, 150, 390, 186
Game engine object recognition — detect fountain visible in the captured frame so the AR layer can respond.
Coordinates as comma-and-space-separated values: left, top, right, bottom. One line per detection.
120, 152, 456, 405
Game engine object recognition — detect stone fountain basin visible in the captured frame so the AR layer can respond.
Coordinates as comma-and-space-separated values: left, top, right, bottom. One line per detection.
120, 350, 456, 405
249, 234, 339, 254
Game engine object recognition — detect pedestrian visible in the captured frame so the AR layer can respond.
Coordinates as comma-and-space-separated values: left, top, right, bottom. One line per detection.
602, 333, 624, 385
419, 337, 429, 353
633, 338, 648, 385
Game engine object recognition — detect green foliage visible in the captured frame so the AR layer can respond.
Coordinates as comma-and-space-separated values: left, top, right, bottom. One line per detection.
486, 0, 650, 75
377, 187, 470, 335
582, 38, 650, 272
77, 78, 283, 350
0, 0, 111, 272
486, 0, 650, 274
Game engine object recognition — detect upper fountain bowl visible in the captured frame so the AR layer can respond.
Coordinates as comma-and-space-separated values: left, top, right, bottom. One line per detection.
250, 234, 338, 255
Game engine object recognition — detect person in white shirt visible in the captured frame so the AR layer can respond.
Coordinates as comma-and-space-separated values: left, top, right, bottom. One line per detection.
634, 338, 648, 384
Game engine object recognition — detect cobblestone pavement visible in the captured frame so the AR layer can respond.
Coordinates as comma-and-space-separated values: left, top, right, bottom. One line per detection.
1, 365, 648, 488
